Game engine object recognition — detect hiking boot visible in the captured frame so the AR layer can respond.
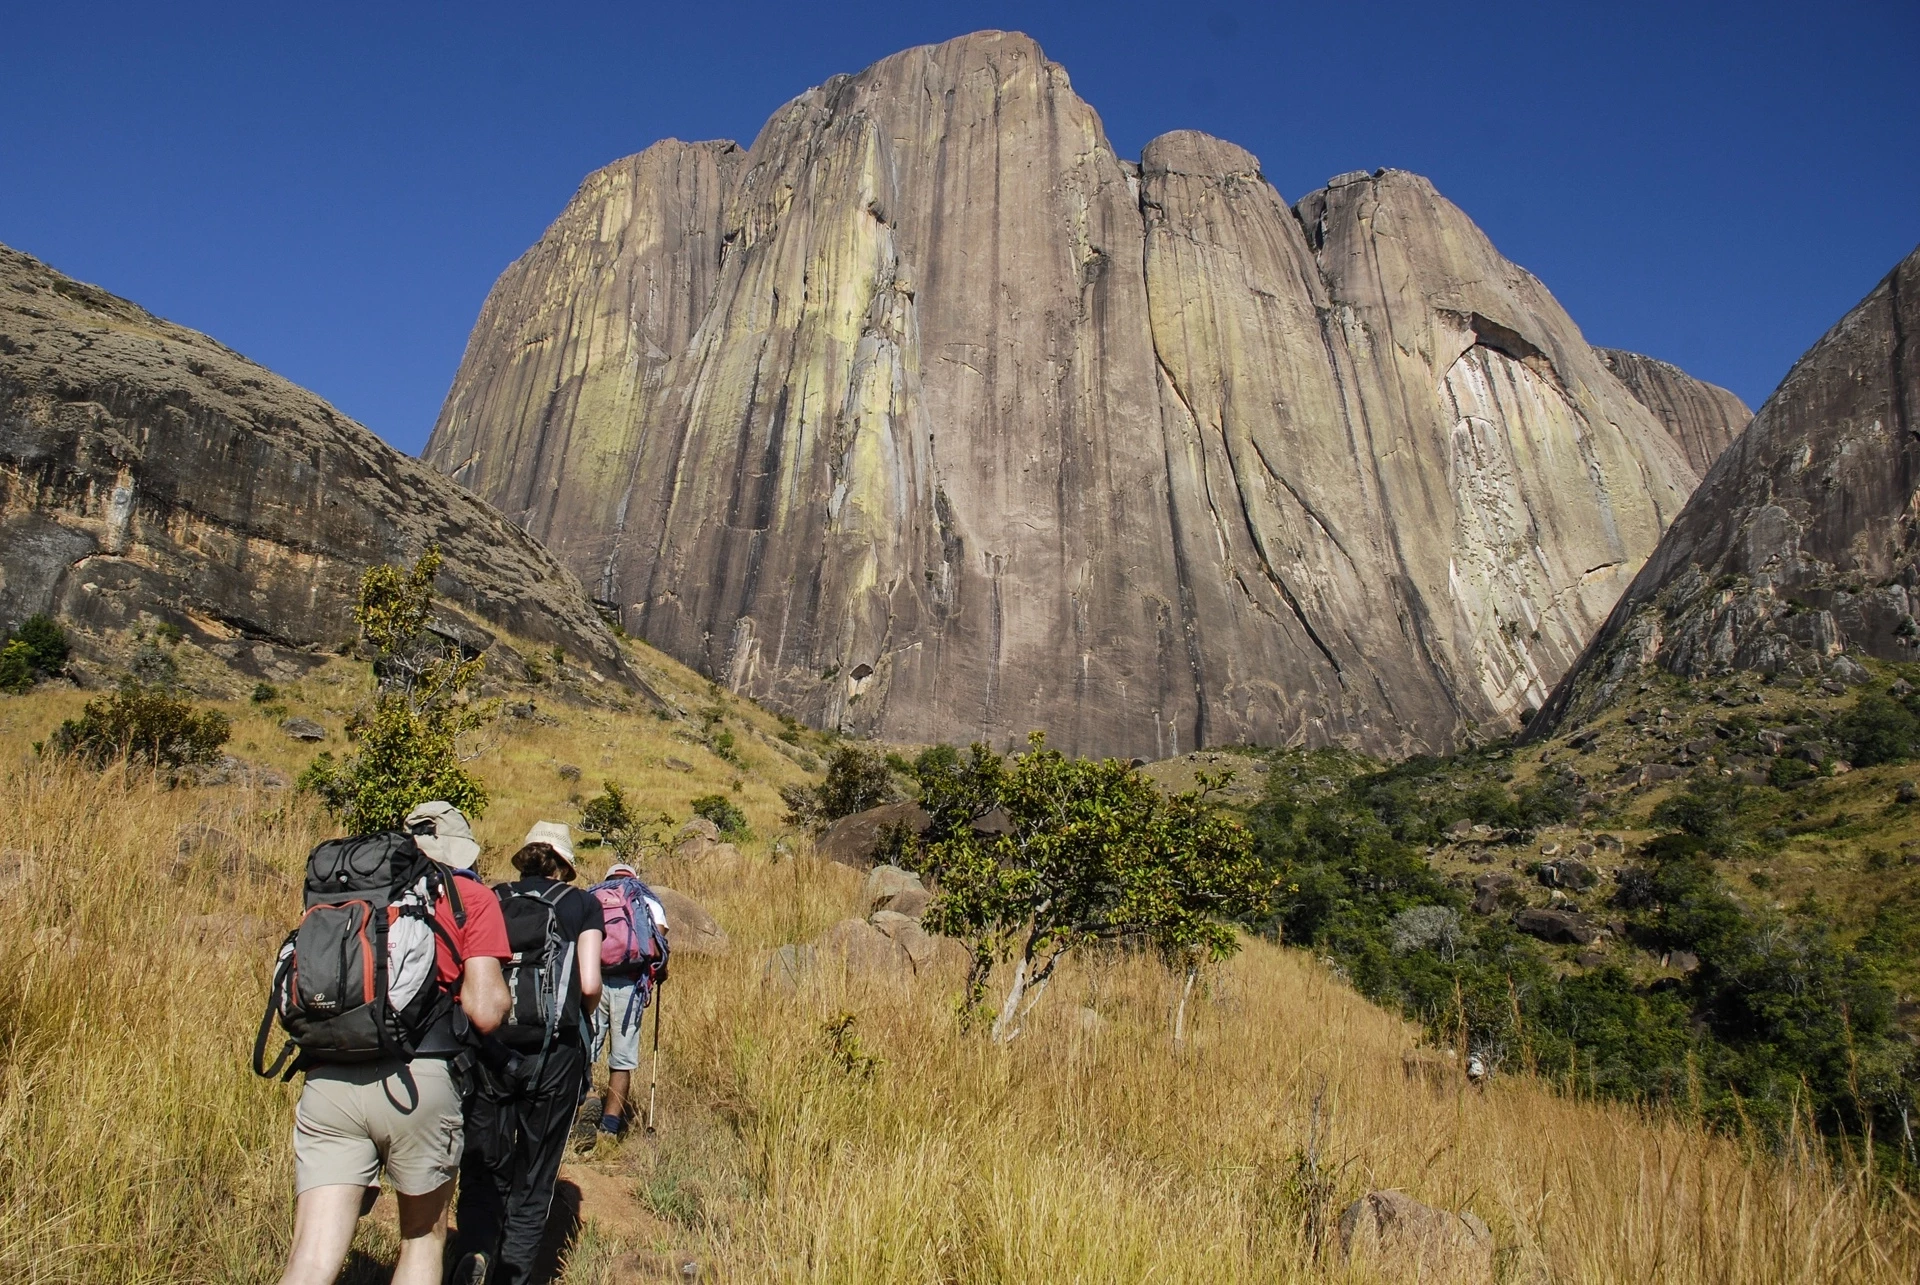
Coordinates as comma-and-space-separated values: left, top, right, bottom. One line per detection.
452, 1251, 489, 1284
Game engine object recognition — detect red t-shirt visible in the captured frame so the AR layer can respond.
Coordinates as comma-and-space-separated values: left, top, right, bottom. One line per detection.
432, 869, 511, 984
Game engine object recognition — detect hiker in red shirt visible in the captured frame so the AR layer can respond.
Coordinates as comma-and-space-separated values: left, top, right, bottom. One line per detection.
271, 801, 511, 1285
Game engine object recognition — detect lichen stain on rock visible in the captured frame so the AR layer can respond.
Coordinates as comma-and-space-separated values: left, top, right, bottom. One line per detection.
427, 30, 1713, 760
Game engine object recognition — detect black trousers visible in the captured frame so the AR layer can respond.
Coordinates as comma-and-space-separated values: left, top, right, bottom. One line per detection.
453, 1040, 587, 1285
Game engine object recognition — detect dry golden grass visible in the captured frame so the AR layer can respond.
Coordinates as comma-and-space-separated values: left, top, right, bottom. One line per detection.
0, 650, 1916, 1283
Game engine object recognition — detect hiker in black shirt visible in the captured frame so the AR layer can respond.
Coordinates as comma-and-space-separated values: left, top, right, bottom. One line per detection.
450, 822, 603, 1285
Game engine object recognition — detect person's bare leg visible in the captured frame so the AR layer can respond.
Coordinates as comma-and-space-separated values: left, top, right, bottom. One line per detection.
275, 1184, 364, 1285
604, 1069, 631, 1122
391, 1180, 454, 1285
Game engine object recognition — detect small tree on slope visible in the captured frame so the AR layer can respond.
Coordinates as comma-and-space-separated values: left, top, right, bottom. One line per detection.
297, 546, 488, 831
915, 735, 1273, 1043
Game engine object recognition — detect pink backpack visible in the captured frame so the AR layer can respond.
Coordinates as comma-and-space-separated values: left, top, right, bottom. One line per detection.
590, 876, 668, 981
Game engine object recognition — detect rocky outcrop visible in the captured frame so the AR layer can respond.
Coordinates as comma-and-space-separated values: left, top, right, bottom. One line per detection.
1536, 246, 1920, 733
0, 244, 637, 683
428, 30, 1704, 758
1596, 347, 1751, 474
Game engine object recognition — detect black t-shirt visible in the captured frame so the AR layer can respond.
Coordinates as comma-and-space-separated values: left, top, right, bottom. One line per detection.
495, 878, 604, 1038
499, 877, 605, 941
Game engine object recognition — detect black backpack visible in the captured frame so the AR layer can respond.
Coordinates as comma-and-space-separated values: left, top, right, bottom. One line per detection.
496, 882, 582, 1054
253, 832, 466, 1080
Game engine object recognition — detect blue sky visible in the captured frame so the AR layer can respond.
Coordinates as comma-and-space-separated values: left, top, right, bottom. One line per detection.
3, 1, 1915, 455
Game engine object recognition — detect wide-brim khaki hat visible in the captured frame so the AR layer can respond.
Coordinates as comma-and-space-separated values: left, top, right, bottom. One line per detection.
523, 821, 577, 877
405, 800, 481, 870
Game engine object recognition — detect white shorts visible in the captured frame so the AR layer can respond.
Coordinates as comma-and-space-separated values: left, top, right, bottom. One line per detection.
591, 977, 647, 1072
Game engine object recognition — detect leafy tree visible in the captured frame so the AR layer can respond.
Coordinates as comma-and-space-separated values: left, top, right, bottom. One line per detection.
582, 781, 637, 853
48, 679, 229, 769
781, 742, 902, 830
1833, 692, 1920, 767
913, 735, 1273, 1042
13, 614, 68, 674
0, 614, 71, 694
296, 547, 488, 831
690, 793, 748, 840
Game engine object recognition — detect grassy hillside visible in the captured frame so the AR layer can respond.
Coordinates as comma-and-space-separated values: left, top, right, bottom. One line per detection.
0, 632, 1917, 1281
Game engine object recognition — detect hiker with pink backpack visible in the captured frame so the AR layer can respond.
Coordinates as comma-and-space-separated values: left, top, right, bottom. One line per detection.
587, 860, 670, 1139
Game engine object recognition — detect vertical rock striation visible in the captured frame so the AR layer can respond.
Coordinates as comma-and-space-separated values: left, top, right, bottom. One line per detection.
428, 30, 1705, 758
430, 140, 743, 601
1595, 347, 1751, 474
1535, 245, 1920, 733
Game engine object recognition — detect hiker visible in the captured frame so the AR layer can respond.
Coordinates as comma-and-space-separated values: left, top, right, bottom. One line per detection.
451, 821, 604, 1285
264, 801, 511, 1285
587, 860, 669, 1138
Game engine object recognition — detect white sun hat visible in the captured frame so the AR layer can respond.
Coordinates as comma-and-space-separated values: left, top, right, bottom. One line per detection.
405, 800, 482, 870
523, 820, 578, 877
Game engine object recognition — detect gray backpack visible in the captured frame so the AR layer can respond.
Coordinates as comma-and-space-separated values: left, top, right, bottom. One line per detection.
253, 832, 465, 1079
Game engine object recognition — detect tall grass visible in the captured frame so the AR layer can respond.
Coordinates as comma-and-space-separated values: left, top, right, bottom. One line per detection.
0, 667, 1915, 1281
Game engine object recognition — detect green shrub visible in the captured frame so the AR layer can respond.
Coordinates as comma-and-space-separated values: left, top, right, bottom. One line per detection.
48, 680, 229, 769
1769, 755, 1817, 788
1833, 692, 1920, 766
251, 683, 278, 704
0, 640, 33, 694
296, 547, 488, 832
13, 614, 68, 674
0, 614, 70, 692
690, 793, 748, 840
780, 742, 902, 830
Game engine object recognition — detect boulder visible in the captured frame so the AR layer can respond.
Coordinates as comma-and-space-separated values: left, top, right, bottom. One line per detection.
1513, 907, 1600, 945
650, 887, 728, 956
674, 834, 740, 865
817, 803, 931, 869
1338, 1189, 1493, 1280
1536, 858, 1596, 891
816, 917, 912, 979
762, 943, 817, 992
279, 717, 326, 742
864, 863, 923, 905
875, 885, 930, 920
868, 910, 938, 971
864, 865, 931, 919
1665, 949, 1701, 973
678, 816, 721, 843
1470, 872, 1514, 916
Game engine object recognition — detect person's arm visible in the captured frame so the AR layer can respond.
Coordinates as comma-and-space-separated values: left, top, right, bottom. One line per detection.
460, 956, 509, 1034
576, 930, 603, 1014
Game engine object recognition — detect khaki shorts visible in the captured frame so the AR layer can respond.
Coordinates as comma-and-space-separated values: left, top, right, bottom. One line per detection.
591, 977, 646, 1072
293, 1058, 462, 1196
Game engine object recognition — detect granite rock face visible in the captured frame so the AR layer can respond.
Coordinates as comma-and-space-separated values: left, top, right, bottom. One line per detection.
1535, 245, 1920, 733
428, 30, 1703, 758
1595, 347, 1751, 474
0, 244, 635, 682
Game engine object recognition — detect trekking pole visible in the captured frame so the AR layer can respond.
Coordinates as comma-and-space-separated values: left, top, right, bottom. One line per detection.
645, 979, 663, 1134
